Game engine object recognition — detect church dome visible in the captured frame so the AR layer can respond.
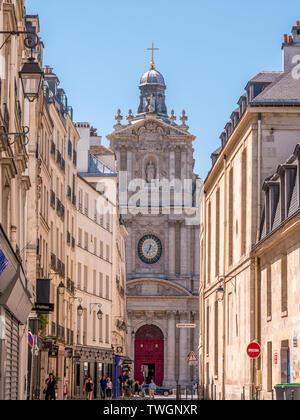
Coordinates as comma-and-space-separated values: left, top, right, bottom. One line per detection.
139, 69, 166, 87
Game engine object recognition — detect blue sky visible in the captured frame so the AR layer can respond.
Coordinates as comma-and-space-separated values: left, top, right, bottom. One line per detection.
27, 0, 300, 179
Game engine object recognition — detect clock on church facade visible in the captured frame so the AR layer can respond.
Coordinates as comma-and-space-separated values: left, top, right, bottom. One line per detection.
108, 47, 200, 388
138, 234, 162, 265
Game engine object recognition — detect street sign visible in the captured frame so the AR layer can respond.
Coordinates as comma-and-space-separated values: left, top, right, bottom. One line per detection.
247, 342, 261, 359
188, 351, 198, 364
176, 324, 196, 329
32, 303, 54, 313
28, 331, 34, 348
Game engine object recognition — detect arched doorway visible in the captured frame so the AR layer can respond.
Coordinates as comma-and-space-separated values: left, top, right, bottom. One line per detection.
134, 325, 164, 386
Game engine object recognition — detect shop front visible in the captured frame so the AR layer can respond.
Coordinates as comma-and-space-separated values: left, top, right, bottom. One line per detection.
0, 226, 34, 400
74, 346, 114, 400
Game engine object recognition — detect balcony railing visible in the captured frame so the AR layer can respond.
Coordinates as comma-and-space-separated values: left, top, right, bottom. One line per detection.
73, 151, 77, 166
68, 140, 72, 157
56, 150, 62, 166
50, 190, 56, 209
51, 141, 56, 156
51, 253, 56, 270
3, 103, 9, 131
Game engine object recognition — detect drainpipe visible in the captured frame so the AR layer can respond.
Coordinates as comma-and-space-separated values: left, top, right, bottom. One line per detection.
222, 155, 228, 401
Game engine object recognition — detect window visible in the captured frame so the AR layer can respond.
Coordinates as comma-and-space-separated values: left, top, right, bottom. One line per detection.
99, 316, 103, 343
267, 265, 272, 319
105, 314, 109, 344
100, 241, 104, 258
106, 245, 110, 262
93, 311, 96, 342
84, 232, 88, 251
93, 270, 97, 295
78, 229, 82, 247
106, 276, 109, 300
206, 306, 210, 356
84, 266, 88, 292
214, 301, 219, 378
99, 273, 103, 297
77, 263, 82, 290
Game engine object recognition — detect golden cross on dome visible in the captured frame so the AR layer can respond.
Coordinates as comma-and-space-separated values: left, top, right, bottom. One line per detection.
147, 42, 159, 70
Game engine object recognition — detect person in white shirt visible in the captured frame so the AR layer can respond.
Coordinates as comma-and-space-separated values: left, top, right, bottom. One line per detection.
149, 380, 157, 400
106, 378, 113, 400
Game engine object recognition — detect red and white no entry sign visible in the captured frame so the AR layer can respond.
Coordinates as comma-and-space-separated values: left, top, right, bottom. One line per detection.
247, 342, 261, 359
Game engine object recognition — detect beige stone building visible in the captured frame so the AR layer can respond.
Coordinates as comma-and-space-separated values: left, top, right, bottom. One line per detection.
74, 123, 128, 398
0, 2, 44, 400
200, 22, 300, 400
108, 60, 200, 388
253, 144, 300, 400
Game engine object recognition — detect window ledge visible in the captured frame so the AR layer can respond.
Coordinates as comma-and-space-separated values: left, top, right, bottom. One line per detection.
267, 315, 272, 323
281, 311, 288, 318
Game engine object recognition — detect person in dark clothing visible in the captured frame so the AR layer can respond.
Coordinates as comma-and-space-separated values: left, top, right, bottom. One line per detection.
100, 376, 107, 400
134, 380, 140, 397
45, 373, 56, 400
85, 377, 94, 401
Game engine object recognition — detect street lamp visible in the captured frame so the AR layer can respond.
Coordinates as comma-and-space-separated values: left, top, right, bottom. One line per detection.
216, 285, 225, 302
77, 304, 83, 317
97, 309, 103, 321
19, 57, 44, 102
58, 281, 65, 296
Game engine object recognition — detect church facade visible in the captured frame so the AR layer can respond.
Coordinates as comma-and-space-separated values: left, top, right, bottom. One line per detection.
108, 56, 200, 387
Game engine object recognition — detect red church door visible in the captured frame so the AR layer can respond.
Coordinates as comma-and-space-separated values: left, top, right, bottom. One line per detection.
134, 325, 164, 386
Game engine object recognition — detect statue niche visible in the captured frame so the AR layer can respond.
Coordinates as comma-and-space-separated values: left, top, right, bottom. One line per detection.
145, 160, 157, 183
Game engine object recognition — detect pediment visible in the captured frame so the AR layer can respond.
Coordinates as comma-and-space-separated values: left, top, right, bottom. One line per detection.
107, 117, 195, 141
127, 278, 192, 297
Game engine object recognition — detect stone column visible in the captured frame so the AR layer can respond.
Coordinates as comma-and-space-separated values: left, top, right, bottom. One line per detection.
179, 312, 190, 386
180, 223, 188, 277
168, 222, 176, 277
166, 311, 176, 386
194, 227, 200, 277
127, 149, 132, 183
169, 149, 175, 181
127, 312, 134, 361
181, 148, 187, 182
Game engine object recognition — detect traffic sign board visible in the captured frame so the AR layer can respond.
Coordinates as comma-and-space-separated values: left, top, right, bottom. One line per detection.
28, 331, 34, 348
247, 342, 261, 359
188, 351, 198, 363
176, 324, 196, 329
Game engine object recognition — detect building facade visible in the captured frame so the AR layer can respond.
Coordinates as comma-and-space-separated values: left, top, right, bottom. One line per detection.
253, 143, 300, 400
0, 2, 40, 401
200, 22, 300, 400
108, 60, 200, 388
74, 123, 128, 399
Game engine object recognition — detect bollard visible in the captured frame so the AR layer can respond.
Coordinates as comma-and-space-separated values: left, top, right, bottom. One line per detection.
272, 389, 274, 401
176, 385, 181, 401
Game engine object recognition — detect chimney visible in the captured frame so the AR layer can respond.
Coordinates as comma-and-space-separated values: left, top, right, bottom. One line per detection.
282, 22, 300, 71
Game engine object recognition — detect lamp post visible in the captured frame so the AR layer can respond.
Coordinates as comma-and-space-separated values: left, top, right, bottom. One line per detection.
19, 57, 44, 102
0, 30, 44, 102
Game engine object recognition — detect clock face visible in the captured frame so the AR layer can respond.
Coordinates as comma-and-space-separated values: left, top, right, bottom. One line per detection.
138, 234, 162, 265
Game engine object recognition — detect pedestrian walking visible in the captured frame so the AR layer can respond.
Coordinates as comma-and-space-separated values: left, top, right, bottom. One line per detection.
106, 378, 113, 400
100, 375, 107, 400
44, 373, 56, 401
127, 377, 133, 399
141, 381, 147, 399
149, 379, 157, 400
85, 377, 94, 401
133, 380, 140, 398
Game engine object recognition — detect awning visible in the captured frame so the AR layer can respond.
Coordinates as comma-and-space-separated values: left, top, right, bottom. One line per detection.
0, 225, 34, 324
